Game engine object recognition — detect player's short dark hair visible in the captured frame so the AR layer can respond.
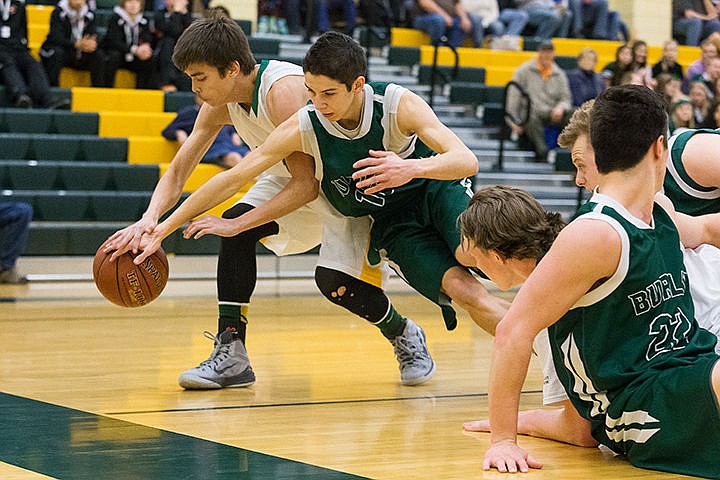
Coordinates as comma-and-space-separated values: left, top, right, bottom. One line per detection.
303, 31, 367, 90
172, 16, 256, 76
458, 186, 566, 261
590, 85, 668, 174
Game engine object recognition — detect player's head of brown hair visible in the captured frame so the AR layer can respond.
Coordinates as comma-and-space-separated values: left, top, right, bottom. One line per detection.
173, 16, 255, 77
458, 185, 566, 261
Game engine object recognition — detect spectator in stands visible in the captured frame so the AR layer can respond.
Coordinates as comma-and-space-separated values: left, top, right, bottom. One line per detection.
461, 0, 527, 49
684, 36, 719, 91
258, 0, 289, 34
0, 201, 32, 285
673, 0, 720, 46
514, 0, 571, 40
568, 0, 625, 40
39, 0, 108, 88
0, 0, 62, 108
701, 100, 720, 127
412, 0, 483, 48
600, 42, 633, 87
507, 39, 573, 162
670, 96, 695, 133
154, 0, 192, 92
101, 0, 157, 89
652, 39, 684, 80
689, 79, 713, 123
654, 72, 680, 112
566, 47, 604, 107
691, 56, 720, 97
630, 39, 653, 86
161, 94, 250, 168
315, 0, 357, 36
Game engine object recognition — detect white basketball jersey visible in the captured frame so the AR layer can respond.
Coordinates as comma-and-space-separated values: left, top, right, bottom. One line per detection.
226, 60, 304, 178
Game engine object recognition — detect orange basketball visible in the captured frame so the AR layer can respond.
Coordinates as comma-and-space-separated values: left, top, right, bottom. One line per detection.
93, 246, 169, 307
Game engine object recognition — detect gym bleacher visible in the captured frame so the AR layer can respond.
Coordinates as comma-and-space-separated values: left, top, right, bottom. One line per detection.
3, 3, 702, 262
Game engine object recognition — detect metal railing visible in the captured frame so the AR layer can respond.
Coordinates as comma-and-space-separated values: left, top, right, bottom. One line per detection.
495, 80, 530, 171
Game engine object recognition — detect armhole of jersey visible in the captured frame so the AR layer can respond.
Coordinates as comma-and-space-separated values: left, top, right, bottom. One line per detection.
297, 108, 323, 181
667, 132, 720, 199
571, 209, 630, 308
380, 84, 417, 158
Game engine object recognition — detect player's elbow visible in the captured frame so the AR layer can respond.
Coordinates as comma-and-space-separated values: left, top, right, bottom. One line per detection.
463, 150, 479, 177
304, 178, 320, 203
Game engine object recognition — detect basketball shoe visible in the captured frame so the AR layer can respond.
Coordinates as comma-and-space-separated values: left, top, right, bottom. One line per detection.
391, 319, 436, 386
178, 328, 256, 389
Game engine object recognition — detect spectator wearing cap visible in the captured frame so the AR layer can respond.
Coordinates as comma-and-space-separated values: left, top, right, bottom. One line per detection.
506, 39, 573, 162
566, 47, 605, 106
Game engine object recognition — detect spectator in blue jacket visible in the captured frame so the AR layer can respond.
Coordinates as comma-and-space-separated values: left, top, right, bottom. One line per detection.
566, 47, 605, 107
161, 95, 250, 169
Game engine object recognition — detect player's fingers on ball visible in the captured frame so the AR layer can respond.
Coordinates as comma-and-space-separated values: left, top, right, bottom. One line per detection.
528, 456, 543, 469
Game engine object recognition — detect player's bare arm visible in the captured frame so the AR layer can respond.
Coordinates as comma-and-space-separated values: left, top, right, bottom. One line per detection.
681, 132, 720, 188
183, 76, 318, 239
484, 219, 620, 473
133, 114, 305, 264
103, 102, 228, 259
352, 91, 478, 195
654, 193, 720, 249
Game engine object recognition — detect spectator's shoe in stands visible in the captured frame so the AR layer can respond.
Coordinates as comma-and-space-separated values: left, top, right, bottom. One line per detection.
390, 319, 436, 386
178, 328, 256, 389
277, 17, 289, 35
257, 15, 269, 33
12, 94, 32, 109
533, 152, 548, 163
49, 98, 71, 110
0, 267, 28, 284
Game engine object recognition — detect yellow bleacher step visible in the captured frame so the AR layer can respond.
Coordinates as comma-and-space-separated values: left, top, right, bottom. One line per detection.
391, 27, 430, 47
158, 162, 252, 217
128, 136, 180, 164
100, 111, 176, 137
27, 5, 53, 27
59, 68, 136, 89
72, 87, 164, 112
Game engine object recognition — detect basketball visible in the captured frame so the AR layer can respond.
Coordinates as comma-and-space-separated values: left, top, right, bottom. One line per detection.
93, 246, 169, 307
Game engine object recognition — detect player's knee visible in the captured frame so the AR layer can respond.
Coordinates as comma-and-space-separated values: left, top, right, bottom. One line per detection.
315, 266, 351, 302
442, 267, 489, 308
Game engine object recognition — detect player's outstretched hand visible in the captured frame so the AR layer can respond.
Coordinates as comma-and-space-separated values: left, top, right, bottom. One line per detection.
352, 150, 419, 194
184, 214, 242, 239
463, 419, 490, 432
102, 216, 157, 262
483, 440, 542, 473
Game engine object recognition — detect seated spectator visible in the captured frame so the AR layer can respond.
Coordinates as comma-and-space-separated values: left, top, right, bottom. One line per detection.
700, 100, 720, 127
101, 0, 157, 89
630, 39, 653, 86
461, 0, 528, 49
670, 96, 696, 133
258, 0, 289, 34
566, 47, 605, 107
316, 0, 357, 36
514, 0, 571, 40
506, 39, 573, 162
673, 0, 720, 46
0, 0, 62, 108
601, 42, 633, 87
154, 0, 192, 92
652, 39, 684, 80
654, 72, 681, 112
568, 0, 620, 40
161, 95, 250, 169
39, 0, 108, 88
0, 201, 32, 284
412, 0, 483, 47
683, 36, 719, 92
689, 79, 713, 122
691, 56, 720, 97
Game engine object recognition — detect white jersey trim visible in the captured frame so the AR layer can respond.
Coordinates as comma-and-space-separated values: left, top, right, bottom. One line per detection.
666, 137, 720, 200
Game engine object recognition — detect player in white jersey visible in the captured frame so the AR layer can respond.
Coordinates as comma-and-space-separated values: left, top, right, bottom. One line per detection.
102, 16, 438, 389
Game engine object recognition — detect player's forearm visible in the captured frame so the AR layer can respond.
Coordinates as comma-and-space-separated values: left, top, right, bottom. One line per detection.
414, 149, 479, 181
234, 177, 319, 232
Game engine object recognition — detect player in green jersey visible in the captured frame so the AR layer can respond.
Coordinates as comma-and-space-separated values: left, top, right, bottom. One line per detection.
481, 85, 720, 478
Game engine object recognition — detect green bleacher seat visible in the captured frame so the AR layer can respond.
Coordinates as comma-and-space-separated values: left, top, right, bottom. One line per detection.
522, 37, 542, 51
31, 135, 83, 160
25, 224, 69, 256
554, 148, 574, 172
0, 134, 32, 159
90, 192, 149, 221
93, 8, 114, 27
171, 228, 220, 254
358, 26, 390, 48
53, 111, 98, 135
5, 163, 61, 190
0, 87, 10, 107
66, 225, 123, 255
81, 137, 128, 162
555, 55, 577, 71
482, 103, 505, 127
388, 46, 420, 67
164, 91, 196, 112
235, 19, 252, 36
112, 164, 159, 191
95, 0, 116, 9
6, 111, 52, 133
418, 65, 486, 85
449, 83, 504, 106
249, 37, 281, 56
34, 192, 92, 221
60, 165, 113, 190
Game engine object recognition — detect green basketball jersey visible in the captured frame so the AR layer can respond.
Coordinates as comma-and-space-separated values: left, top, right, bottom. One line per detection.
549, 192, 718, 454
663, 128, 720, 215
297, 82, 434, 217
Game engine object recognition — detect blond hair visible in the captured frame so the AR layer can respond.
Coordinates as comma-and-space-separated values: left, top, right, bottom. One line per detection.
557, 99, 594, 149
